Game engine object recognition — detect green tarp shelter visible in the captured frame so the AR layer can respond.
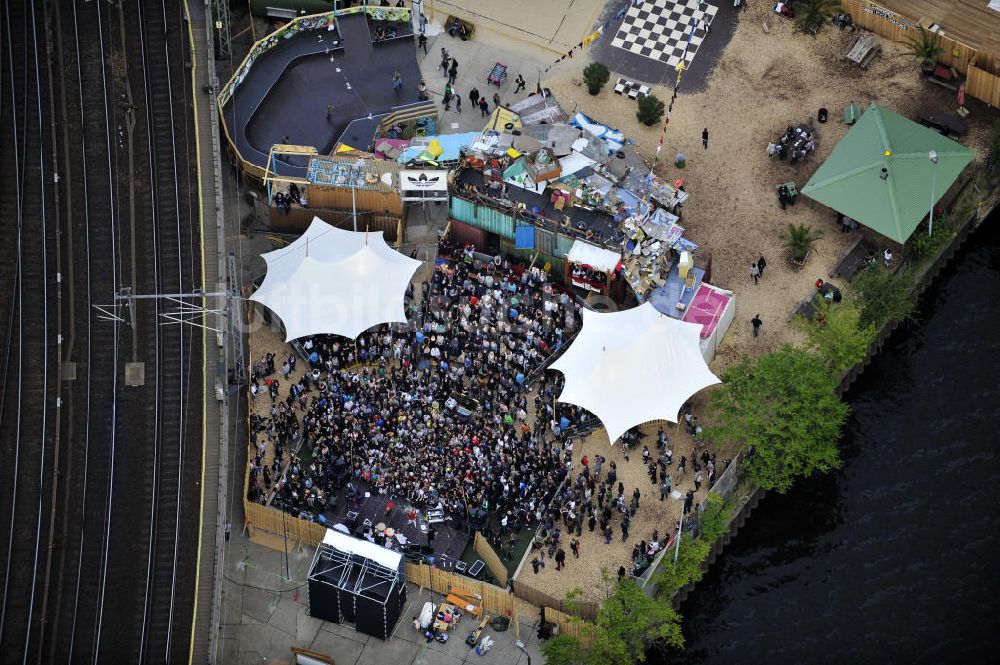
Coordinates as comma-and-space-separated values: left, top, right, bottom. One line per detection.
801, 103, 974, 244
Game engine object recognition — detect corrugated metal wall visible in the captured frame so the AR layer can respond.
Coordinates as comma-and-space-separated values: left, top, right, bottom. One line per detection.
448, 196, 515, 239
450, 220, 487, 248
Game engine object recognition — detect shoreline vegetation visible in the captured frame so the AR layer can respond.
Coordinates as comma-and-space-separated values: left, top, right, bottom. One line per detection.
539, 26, 1000, 665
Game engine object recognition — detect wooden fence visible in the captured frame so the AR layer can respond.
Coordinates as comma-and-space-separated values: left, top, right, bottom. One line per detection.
473, 532, 509, 587
510, 579, 599, 621
838, 0, 1000, 106
544, 606, 596, 647
968, 60, 1000, 108
244, 498, 327, 546
404, 562, 515, 618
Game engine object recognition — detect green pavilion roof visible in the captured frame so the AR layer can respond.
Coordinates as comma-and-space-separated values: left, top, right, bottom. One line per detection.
801, 103, 974, 244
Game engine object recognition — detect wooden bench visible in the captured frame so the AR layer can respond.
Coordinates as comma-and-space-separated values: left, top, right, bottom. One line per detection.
445, 15, 475, 41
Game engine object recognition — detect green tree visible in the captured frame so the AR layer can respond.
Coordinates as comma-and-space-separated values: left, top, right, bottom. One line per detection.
697, 493, 732, 543
794, 299, 876, 374
542, 635, 588, 665
852, 264, 917, 329
706, 345, 848, 493
901, 26, 944, 64
795, 0, 840, 34
780, 223, 824, 263
582, 62, 611, 95
636, 94, 665, 127
542, 580, 684, 665
652, 537, 709, 597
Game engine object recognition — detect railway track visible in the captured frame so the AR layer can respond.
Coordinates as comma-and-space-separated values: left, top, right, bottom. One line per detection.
0, 0, 205, 661
0, 0, 59, 660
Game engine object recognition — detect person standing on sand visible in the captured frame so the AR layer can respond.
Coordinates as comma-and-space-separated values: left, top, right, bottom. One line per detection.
757, 255, 767, 276
751, 314, 763, 337
750, 263, 760, 284
702, 127, 709, 148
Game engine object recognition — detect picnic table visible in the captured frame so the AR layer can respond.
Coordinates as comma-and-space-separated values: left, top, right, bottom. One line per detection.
487, 62, 507, 87
842, 34, 881, 69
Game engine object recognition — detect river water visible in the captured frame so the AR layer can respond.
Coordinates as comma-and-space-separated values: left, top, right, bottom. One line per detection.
666, 214, 1000, 664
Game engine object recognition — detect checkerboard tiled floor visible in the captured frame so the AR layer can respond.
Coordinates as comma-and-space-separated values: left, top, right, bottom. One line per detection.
610, 0, 719, 68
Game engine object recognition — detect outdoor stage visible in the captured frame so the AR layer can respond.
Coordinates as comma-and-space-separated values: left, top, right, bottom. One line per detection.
319, 481, 474, 574
221, 13, 422, 178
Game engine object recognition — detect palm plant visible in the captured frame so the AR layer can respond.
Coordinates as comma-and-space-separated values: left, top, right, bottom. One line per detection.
795, 0, 840, 34
901, 27, 944, 67
781, 223, 824, 263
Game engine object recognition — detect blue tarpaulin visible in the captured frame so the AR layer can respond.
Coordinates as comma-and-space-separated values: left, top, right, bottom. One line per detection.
515, 225, 535, 249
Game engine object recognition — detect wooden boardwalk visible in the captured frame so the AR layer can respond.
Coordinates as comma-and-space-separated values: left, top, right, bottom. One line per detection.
877, 0, 1000, 54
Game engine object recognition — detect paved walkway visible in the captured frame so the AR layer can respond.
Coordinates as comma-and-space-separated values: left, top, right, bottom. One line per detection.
185, 1, 226, 661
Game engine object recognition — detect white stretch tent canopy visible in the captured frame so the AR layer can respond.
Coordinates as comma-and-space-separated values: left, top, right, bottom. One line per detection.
550, 302, 720, 444
322, 528, 402, 570
251, 217, 421, 341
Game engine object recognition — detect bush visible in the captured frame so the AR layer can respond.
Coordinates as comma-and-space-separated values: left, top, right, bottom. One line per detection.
794, 300, 876, 375
852, 264, 917, 329
653, 537, 710, 597
636, 94, 665, 126
582, 62, 611, 95
706, 345, 848, 493
697, 493, 732, 543
543, 580, 684, 665
988, 119, 1000, 173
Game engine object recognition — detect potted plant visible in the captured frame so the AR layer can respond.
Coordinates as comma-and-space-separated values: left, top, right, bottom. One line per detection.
781, 223, 824, 265
582, 62, 611, 95
795, 0, 840, 35
636, 94, 665, 127
901, 27, 944, 73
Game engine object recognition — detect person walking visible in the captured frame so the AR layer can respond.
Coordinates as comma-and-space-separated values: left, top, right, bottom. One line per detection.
555, 548, 566, 571
478, 97, 489, 117
392, 69, 402, 91
326, 104, 335, 118
454, 92, 461, 113
694, 470, 703, 491
757, 255, 767, 276
570, 538, 580, 558
448, 60, 458, 85
514, 74, 526, 93
531, 557, 540, 574
702, 127, 709, 149
659, 474, 672, 501
750, 262, 760, 284
469, 87, 480, 107
418, 32, 428, 54
883, 248, 893, 267
492, 91, 501, 108
751, 313, 763, 337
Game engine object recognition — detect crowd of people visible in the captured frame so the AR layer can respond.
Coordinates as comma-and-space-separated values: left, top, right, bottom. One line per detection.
248, 241, 591, 555
526, 415, 729, 581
